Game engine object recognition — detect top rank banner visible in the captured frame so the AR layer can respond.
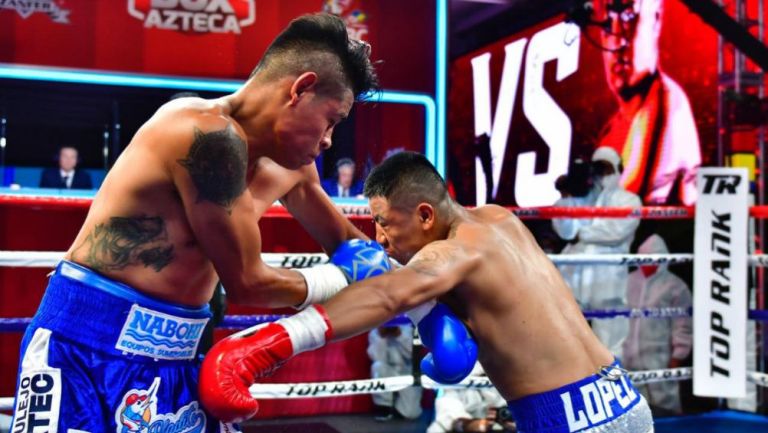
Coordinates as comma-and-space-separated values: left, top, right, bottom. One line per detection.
693, 167, 748, 398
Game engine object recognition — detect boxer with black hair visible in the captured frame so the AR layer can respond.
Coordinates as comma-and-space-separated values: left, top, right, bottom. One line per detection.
11, 13, 393, 433
202, 152, 654, 433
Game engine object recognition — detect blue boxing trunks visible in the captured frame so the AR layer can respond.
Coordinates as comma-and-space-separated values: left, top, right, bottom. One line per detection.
508, 361, 654, 433
10, 260, 240, 433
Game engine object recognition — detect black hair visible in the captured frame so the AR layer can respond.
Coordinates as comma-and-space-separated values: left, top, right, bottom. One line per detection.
364, 152, 448, 209
251, 14, 379, 100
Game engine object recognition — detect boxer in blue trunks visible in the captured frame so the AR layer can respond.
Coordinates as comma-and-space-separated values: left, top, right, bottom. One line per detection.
200, 152, 655, 433
11, 13, 392, 433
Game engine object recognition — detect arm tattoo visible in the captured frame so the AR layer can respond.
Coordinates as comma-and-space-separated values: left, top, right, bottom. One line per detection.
78, 215, 174, 272
177, 125, 247, 212
407, 244, 463, 277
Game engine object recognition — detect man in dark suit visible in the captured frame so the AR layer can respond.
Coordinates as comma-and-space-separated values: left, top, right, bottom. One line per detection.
39, 146, 93, 189
321, 157, 363, 197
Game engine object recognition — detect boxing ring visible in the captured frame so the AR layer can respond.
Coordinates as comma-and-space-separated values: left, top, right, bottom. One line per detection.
0, 193, 767, 432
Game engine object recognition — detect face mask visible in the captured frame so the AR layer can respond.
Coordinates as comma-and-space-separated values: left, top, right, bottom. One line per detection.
599, 173, 620, 190
640, 265, 659, 278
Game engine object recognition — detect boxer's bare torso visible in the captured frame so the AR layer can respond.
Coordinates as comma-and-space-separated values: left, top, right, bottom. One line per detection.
66, 92, 357, 307
435, 206, 613, 400
327, 204, 614, 401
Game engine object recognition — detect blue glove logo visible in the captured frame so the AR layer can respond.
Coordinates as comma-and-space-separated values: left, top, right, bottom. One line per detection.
331, 239, 391, 282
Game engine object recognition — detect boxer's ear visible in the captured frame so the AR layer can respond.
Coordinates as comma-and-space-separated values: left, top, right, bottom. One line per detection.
289, 72, 319, 106
416, 203, 435, 230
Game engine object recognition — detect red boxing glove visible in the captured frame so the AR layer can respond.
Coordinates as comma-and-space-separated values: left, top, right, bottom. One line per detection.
198, 305, 333, 422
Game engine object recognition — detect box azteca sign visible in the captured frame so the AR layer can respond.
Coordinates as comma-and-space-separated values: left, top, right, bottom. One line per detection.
127, 0, 256, 34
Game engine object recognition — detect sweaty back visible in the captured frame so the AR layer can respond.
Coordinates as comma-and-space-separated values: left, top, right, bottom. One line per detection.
446, 205, 614, 400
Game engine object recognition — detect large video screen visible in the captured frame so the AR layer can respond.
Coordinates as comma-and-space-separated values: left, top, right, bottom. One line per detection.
448, 0, 719, 206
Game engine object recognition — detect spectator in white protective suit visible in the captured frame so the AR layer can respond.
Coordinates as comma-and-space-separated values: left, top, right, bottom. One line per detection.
623, 233, 692, 414
367, 324, 422, 421
553, 157, 599, 220
552, 156, 598, 291
552, 146, 642, 357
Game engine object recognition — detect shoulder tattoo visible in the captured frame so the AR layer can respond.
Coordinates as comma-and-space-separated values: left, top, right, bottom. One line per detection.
78, 215, 174, 272
177, 125, 247, 212
407, 244, 463, 277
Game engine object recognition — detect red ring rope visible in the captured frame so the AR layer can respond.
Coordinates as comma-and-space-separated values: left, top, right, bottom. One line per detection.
1, 194, 766, 219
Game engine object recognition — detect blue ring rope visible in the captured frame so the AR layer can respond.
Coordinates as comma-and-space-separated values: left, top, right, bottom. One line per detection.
1, 308, 765, 333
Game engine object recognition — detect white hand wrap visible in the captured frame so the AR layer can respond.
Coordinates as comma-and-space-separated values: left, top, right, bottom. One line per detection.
278, 305, 329, 355
294, 264, 349, 310
404, 298, 437, 324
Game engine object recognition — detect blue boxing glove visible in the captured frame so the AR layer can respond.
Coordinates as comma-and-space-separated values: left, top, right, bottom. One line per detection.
408, 301, 477, 384
295, 239, 390, 309
330, 239, 391, 281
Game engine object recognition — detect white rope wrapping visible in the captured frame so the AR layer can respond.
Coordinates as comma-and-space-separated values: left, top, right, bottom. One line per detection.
0, 250, 764, 407
0, 251, 329, 269
246, 368, 768, 399
424, 367, 696, 390
248, 375, 416, 399
0, 251, 65, 267
0, 368, 764, 409
629, 367, 691, 384
748, 371, 768, 387
243, 367, 768, 399
552, 254, 694, 266
7, 251, 768, 268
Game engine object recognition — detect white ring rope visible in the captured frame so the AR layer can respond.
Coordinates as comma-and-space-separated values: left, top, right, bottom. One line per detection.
6, 251, 768, 268
0, 251, 329, 269
248, 375, 416, 399
246, 367, 768, 399
0, 367, 765, 409
0, 250, 764, 407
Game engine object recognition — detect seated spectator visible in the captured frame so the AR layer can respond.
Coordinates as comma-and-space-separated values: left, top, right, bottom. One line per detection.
623, 234, 692, 415
367, 325, 422, 421
322, 157, 363, 197
39, 146, 92, 189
